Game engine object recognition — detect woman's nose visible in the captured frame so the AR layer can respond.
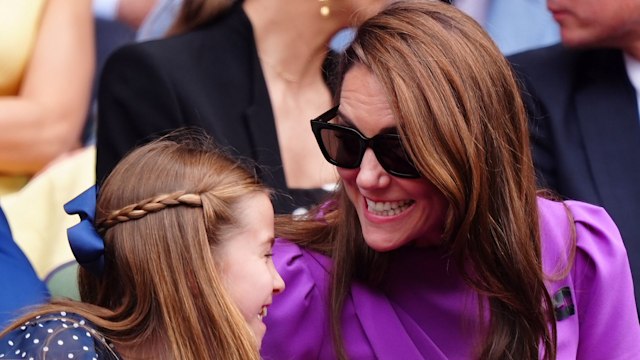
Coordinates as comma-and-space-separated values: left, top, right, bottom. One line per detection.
356, 148, 391, 190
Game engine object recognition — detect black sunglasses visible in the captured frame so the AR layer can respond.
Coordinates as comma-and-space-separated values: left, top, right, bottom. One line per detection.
310, 106, 421, 178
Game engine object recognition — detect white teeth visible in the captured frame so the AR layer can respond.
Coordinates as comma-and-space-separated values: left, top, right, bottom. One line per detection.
366, 199, 414, 216
258, 306, 268, 320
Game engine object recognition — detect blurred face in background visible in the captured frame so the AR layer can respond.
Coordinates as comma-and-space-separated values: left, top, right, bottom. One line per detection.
547, 0, 640, 50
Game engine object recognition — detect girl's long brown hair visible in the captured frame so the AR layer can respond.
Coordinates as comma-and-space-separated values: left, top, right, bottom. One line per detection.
277, 1, 556, 359
2, 131, 266, 360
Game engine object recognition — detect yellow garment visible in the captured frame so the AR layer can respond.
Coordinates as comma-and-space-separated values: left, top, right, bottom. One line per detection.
0, 0, 46, 96
0, 0, 47, 194
0, 175, 29, 196
0, 146, 95, 279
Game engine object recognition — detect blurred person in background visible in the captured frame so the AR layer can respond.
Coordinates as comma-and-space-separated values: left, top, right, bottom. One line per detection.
0, 0, 93, 194
509, 0, 640, 313
97, 0, 391, 214
454, 0, 560, 55
0, 0, 96, 299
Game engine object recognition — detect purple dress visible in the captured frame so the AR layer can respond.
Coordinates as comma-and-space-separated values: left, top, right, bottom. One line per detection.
261, 198, 640, 359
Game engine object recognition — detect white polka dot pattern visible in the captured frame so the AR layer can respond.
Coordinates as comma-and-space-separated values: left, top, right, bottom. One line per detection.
0, 313, 120, 359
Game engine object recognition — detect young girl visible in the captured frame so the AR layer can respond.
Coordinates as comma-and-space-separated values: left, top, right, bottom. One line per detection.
0, 132, 284, 359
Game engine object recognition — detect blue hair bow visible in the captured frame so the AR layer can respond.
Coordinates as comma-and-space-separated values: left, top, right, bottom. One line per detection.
64, 185, 104, 277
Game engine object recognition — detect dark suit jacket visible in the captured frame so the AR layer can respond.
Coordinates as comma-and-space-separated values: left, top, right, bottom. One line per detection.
97, 3, 328, 213
509, 44, 640, 308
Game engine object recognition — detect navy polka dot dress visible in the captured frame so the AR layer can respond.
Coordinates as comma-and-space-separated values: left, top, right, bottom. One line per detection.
0, 312, 120, 359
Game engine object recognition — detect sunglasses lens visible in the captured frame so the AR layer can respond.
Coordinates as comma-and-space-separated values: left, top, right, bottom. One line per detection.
319, 128, 363, 168
312, 113, 420, 178
374, 136, 420, 177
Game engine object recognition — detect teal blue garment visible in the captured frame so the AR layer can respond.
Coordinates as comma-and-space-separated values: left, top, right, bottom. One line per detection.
0, 207, 49, 330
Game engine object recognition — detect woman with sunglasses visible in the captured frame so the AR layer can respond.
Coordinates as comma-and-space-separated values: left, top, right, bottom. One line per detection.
261, 1, 640, 359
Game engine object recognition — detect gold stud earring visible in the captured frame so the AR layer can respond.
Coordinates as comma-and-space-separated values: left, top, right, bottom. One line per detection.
320, 0, 330, 17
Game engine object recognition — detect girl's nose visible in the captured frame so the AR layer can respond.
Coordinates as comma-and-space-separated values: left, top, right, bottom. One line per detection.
272, 267, 285, 294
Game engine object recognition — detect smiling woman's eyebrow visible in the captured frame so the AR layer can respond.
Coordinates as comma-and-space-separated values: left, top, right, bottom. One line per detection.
336, 109, 398, 134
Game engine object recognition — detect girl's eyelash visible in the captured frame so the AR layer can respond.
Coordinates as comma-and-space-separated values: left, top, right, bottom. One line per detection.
265, 252, 274, 258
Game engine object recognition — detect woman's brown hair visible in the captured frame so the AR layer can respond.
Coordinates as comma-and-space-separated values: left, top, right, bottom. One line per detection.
2, 131, 267, 360
277, 1, 557, 359
166, 0, 234, 35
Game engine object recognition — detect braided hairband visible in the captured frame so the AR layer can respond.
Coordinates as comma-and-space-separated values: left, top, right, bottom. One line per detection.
64, 186, 204, 277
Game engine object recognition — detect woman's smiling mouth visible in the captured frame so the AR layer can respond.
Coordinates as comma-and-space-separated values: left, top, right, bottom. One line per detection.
365, 198, 415, 216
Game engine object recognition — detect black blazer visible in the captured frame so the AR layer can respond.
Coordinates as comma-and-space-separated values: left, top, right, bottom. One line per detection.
97, 4, 328, 213
509, 44, 640, 308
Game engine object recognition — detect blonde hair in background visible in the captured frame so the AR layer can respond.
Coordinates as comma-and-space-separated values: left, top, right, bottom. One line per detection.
2, 130, 267, 360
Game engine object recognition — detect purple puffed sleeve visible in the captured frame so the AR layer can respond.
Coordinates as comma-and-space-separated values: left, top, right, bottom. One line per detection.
261, 239, 334, 360
567, 201, 640, 359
